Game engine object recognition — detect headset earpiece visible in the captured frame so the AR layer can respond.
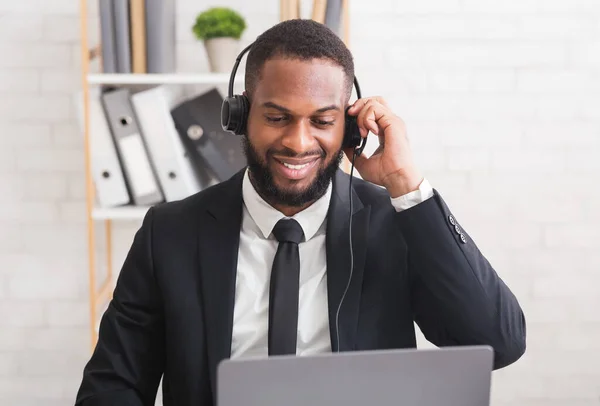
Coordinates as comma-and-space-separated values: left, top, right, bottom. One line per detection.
221, 43, 253, 136
342, 106, 362, 151
342, 77, 367, 157
343, 111, 367, 157
221, 94, 249, 136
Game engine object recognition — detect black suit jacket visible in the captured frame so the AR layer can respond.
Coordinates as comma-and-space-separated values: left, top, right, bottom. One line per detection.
75, 168, 526, 406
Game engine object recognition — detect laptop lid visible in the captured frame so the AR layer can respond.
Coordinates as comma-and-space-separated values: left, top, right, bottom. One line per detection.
217, 345, 494, 406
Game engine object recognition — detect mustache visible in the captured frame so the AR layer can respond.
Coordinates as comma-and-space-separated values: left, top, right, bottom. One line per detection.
267, 147, 326, 159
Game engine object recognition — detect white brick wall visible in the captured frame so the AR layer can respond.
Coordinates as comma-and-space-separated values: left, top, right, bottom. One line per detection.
0, 0, 598, 405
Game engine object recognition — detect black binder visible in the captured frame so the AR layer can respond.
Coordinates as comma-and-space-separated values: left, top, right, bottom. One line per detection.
171, 88, 247, 182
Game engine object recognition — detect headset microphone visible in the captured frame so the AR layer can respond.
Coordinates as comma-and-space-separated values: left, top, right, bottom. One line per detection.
221, 42, 367, 354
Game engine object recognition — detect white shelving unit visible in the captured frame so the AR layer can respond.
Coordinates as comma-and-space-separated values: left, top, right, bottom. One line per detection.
78, 2, 245, 347
87, 72, 235, 223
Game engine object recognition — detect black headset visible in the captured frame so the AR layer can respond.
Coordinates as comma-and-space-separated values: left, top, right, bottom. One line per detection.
220, 42, 364, 354
220, 42, 367, 158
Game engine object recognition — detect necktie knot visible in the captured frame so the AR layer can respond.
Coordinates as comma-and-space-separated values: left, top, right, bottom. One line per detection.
272, 219, 304, 244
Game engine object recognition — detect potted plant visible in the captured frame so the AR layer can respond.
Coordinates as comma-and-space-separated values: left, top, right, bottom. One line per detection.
192, 7, 247, 73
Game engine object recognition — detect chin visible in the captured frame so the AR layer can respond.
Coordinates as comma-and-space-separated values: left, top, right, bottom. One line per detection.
272, 176, 316, 198
243, 136, 342, 208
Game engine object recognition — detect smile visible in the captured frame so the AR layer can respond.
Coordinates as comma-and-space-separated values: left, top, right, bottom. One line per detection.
282, 162, 311, 170
273, 157, 320, 180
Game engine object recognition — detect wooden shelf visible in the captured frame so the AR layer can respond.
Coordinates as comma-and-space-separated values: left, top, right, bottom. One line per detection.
92, 206, 149, 221
87, 73, 240, 85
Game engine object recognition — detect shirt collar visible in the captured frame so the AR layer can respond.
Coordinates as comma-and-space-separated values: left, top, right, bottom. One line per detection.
241, 168, 332, 241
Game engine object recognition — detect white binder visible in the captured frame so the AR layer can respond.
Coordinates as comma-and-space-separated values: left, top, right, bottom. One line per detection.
131, 86, 205, 202
74, 88, 130, 208
101, 87, 164, 206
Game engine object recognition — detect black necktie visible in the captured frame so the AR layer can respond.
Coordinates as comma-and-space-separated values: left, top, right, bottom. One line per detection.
268, 218, 304, 356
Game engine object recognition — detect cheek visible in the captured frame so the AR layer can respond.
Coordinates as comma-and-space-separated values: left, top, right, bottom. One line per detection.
245, 114, 270, 152
246, 127, 276, 156
317, 128, 344, 155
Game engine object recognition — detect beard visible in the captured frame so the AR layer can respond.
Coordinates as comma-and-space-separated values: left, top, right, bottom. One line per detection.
242, 136, 343, 208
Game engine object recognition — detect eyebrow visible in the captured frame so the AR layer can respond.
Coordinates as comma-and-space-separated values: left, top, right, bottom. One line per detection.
262, 101, 340, 114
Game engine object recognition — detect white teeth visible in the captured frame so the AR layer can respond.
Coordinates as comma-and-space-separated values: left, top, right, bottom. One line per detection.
282, 162, 310, 170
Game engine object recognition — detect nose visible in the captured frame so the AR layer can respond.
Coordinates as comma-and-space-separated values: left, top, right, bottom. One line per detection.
280, 119, 318, 155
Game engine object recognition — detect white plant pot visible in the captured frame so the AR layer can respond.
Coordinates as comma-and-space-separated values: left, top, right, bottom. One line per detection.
204, 37, 240, 73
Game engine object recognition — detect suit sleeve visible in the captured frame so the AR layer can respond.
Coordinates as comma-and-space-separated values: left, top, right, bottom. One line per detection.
75, 207, 164, 406
395, 189, 526, 370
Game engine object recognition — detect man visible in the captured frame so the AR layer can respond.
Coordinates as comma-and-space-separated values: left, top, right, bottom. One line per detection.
75, 19, 526, 406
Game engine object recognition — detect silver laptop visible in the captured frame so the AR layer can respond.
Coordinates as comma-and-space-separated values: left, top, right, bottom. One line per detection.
217, 345, 494, 406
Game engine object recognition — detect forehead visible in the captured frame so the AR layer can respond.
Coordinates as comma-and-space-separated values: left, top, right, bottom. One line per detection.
253, 57, 346, 107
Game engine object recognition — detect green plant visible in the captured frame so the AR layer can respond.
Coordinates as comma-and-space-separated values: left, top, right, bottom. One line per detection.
192, 7, 246, 41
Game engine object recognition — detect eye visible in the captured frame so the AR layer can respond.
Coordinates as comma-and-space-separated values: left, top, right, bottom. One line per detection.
265, 115, 287, 123
312, 119, 334, 126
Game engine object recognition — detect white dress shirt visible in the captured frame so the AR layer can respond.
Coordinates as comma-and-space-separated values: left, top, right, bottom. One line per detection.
230, 169, 434, 359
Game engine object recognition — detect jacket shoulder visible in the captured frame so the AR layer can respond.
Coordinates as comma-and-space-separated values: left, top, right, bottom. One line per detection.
149, 176, 238, 226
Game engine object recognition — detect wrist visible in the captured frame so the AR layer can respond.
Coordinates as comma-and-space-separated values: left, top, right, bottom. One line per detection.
383, 169, 423, 198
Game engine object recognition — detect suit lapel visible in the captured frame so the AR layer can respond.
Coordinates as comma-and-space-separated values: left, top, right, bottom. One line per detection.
197, 169, 245, 397
326, 170, 370, 352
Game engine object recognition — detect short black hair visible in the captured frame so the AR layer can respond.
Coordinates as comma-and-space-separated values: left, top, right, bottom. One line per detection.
244, 19, 354, 101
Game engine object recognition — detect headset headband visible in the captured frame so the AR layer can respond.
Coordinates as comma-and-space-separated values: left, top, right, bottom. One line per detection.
227, 42, 361, 100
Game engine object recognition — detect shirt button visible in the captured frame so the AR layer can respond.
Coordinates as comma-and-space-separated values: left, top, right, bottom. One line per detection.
454, 224, 461, 234
460, 233, 467, 244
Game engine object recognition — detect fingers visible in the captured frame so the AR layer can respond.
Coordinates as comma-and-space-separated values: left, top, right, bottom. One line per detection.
355, 98, 392, 138
358, 102, 380, 137
348, 96, 389, 113
349, 96, 389, 119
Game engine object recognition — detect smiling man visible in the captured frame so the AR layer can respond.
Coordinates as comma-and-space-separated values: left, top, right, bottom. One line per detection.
243, 57, 349, 215
74, 19, 526, 406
